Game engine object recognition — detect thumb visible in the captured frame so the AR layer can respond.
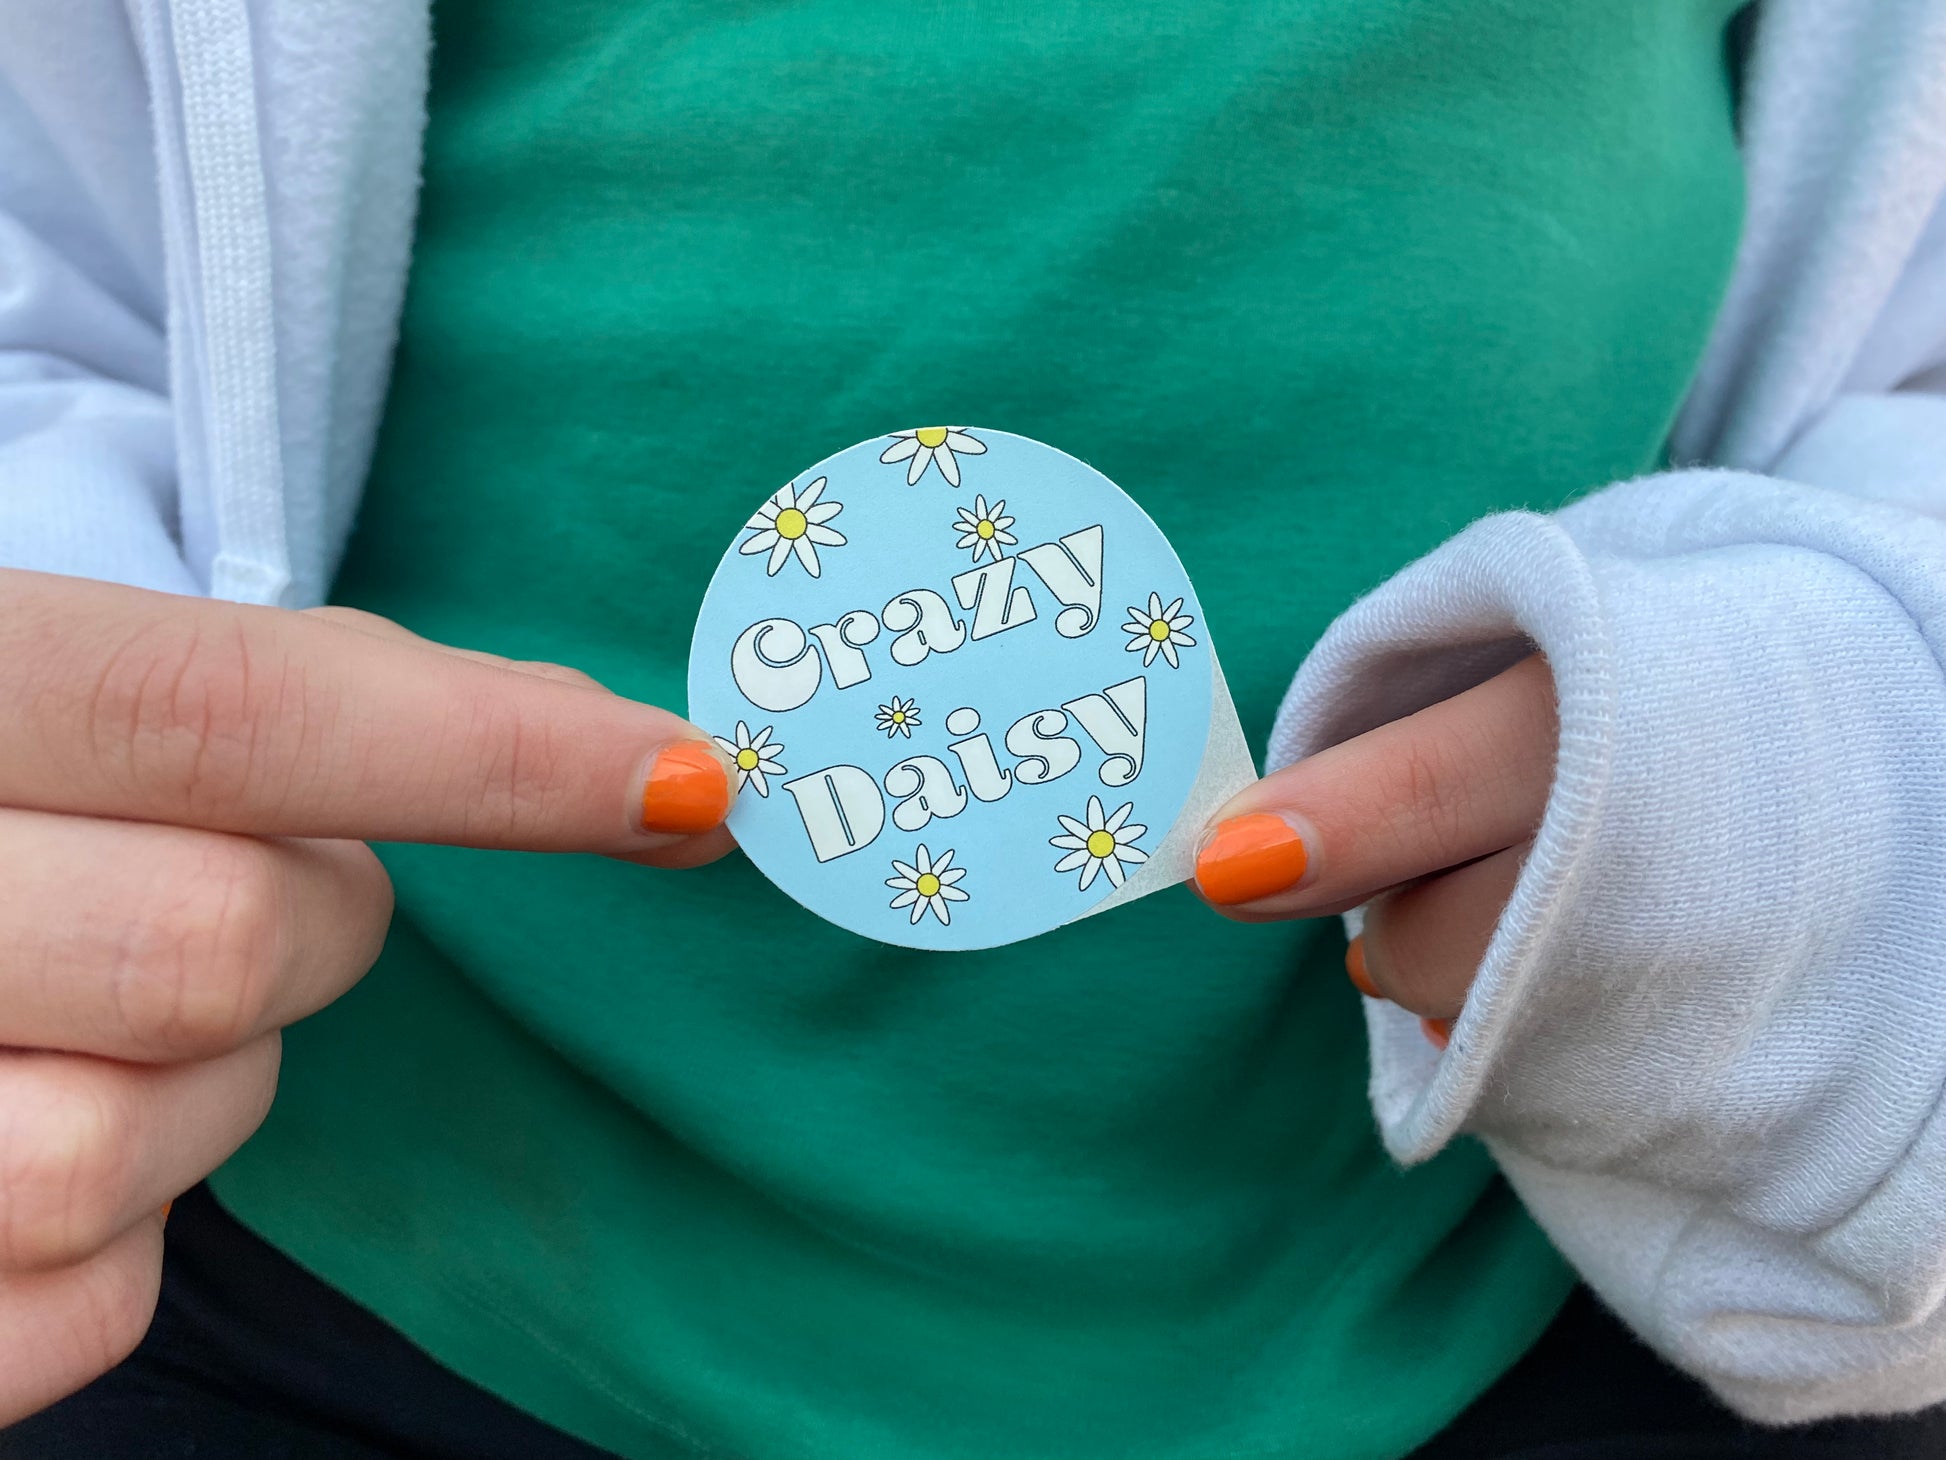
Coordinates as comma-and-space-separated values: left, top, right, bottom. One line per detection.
0, 570, 738, 861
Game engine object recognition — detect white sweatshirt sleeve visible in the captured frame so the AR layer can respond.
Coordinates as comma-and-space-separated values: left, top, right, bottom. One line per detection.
1265, 192, 1946, 1422
0, 4, 197, 595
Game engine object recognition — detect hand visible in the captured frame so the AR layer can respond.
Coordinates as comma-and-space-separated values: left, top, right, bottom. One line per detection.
1192, 655, 1558, 1043
0, 570, 735, 1424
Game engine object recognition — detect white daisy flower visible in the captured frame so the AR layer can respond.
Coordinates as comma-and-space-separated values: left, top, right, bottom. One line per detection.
1050, 796, 1149, 891
879, 427, 987, 487
1122, 592, 1198, 668
711, 720, 787, 797
738, 477, 846, 577
952, 495, 1017, 564
885, 844, 970, 926
875, 696, 922, 738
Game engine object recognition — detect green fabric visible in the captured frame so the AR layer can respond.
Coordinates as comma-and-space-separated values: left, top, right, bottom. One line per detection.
212, 2, 1746, 1456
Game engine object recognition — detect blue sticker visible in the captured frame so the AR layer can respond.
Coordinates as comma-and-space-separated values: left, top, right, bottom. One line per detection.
687, 428, 1214, 951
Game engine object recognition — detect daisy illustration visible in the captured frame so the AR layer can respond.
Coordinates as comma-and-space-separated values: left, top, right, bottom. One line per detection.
875, 696, 922, 738
879, 427, 987, 487
1050, 796, 1149, 891
738, 477, 846, 577
1122, 592, 1198, 668
952, 495, 1017, 564
712, 721, 787, 797
885, 845, 970, 926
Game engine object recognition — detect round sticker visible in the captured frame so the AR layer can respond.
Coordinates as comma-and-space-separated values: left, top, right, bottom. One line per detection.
687, 428, 1214, 951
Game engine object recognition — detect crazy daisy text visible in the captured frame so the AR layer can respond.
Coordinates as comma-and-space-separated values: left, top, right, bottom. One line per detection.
728, 525, 1105, 714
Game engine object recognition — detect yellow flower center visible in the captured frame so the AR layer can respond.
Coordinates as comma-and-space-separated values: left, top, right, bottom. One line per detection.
977, 520, 995, 539
890, 710, 906, 724
736, 747, 760, 771
915, 872, 942, 898
1148, 618, 1172, 642
1087, 829, 1117, 859
915, 427, 950, 449
775, 507, 808, 539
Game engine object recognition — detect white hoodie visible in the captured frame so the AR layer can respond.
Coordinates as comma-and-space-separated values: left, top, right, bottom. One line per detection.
5, 0, 1946, 1426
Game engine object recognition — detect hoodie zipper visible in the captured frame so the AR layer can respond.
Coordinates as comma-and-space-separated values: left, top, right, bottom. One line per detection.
131, 0, 292, 605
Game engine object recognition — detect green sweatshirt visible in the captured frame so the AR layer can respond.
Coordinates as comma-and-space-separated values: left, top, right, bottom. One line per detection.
211, 1, 1746, 1455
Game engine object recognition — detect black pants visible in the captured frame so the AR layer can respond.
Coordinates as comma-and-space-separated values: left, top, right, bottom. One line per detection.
7, 1185, 1946, 1460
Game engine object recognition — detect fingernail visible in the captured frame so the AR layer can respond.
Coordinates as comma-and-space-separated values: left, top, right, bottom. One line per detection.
1421, 1017, 1452, 1051
160, 1199, 173, 1225
1194, 812, 1309, 906
1345, 936, 1383, 1000
640, 740, 733, 835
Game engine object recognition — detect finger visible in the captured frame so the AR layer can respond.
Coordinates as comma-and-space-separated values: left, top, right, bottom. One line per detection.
0, 1036, 280, 1273
1357, 842, 1527, 1020
0, 1213, 163, 1427
305, 606, 608, 690
309, 608, 736, 869
1193, 653, 1556, 919
0, 810, 391, 1062
0, 570, 734, 853
613, 823, 740, 870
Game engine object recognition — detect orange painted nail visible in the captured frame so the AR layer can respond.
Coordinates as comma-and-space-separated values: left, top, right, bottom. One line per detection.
160, 1199, 173, 1224
640, 741, 732, 835
1345, 936, 1383, 1000
1194, 812, 1309, 906
1421, 1017, 1453, 1051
